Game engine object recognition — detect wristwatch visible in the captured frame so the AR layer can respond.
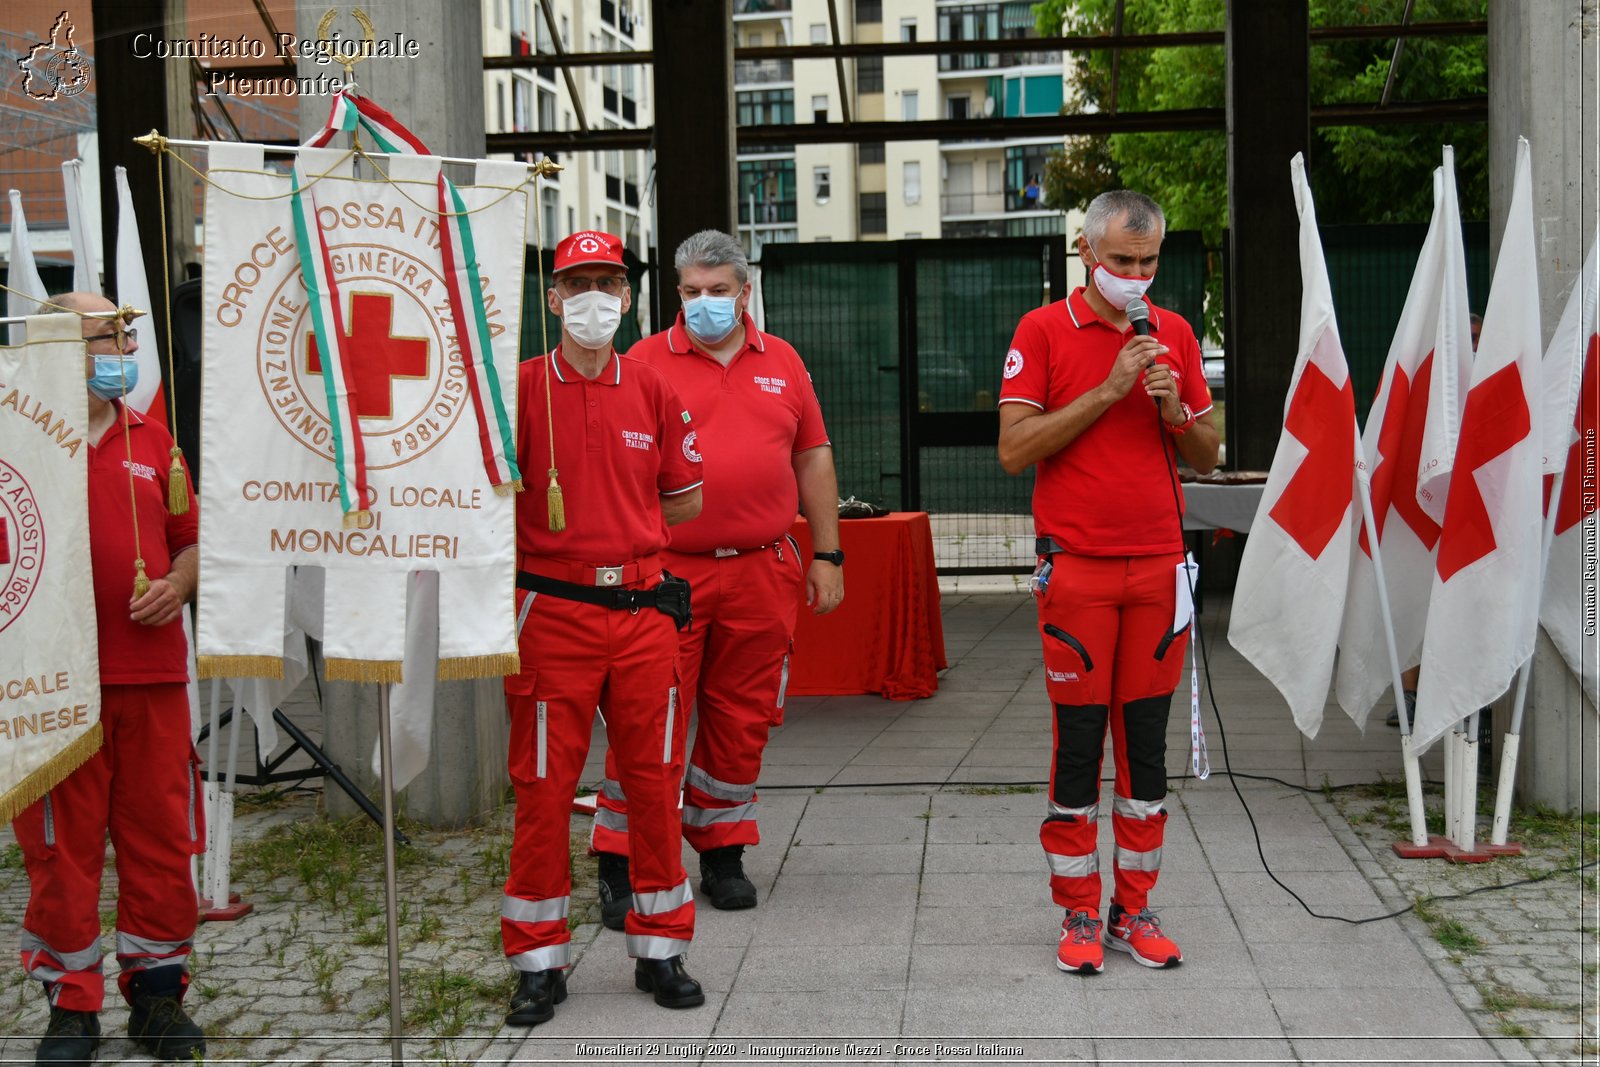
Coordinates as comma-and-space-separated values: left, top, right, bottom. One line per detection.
814, 549, 845, 566
1164, 402, 1197, 436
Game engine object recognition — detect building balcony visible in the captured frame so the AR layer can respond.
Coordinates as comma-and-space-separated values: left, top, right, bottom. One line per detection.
738, 200, 798, 225
734, 0, 791, 16
937, 48, 1061, 73
941, 190, 1053, 216
734, 59, 794, 86
605, 175, 643, 209
600, 0, 638, 37
602, 86, 639, 124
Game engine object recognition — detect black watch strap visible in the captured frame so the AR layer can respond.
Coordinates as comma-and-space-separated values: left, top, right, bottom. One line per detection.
814, 549, 845, 566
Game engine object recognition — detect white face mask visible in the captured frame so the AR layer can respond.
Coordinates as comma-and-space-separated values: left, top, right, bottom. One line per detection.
1088, 244, 1155, 310
562, 290, 623, 350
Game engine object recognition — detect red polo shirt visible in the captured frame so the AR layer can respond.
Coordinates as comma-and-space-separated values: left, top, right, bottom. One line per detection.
627, 313, 830, 554
515, 348, 703, 564
89, 403, 198, 684
999, 288, 1212, 557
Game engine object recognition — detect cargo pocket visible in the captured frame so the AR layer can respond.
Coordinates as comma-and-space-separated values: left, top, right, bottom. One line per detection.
772, 643, 792, 727
1043, 623, 1095, 673
188, 745, 207, 854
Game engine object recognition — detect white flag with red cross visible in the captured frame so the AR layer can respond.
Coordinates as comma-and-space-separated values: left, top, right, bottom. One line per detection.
1539, 229, 1598, 705
1228, 154, 1360, 737
1335, 148, 1475, 728
1414, 138, 1546, 754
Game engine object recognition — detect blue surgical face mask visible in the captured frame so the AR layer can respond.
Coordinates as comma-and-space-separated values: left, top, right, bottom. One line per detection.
87, 354, 138, 400
682, 294, 740, 344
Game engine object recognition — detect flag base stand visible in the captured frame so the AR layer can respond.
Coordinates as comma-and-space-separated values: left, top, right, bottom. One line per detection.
1392, 835, 1522, 862
200, 893, 255, 921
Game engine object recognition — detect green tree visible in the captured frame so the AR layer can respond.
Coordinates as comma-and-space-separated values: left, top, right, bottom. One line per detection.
1036, 0, 1488, 338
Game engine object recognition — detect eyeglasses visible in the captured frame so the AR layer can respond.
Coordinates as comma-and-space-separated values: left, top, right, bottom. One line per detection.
557, 275, 626, 295
84, 326, 137, 352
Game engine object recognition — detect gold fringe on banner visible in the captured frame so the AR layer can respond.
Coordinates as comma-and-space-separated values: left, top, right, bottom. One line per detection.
197, 655, 285, 680
343, 509, 375, 530
493, 479, 526, 498
0, 722, 104, 824
167, 447, 189, 515
323, 658, 404, 684
436, 652, 520, 681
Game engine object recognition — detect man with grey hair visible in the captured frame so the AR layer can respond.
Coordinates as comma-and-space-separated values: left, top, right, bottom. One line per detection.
592, 229, 842, 920
998, 191, 1218, 975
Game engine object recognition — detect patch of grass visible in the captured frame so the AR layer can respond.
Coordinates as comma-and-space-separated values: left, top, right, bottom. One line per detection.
306, 943, 341, 1010
1413, 896, 1481, 955
231, 813, 426, 907
1481, 983, 1571, 1014
401, 968, 502, 1038
0, 844, 24, 869
1494, 1019, 1531, 1038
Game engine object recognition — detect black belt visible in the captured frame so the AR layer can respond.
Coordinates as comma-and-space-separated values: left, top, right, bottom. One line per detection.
516, 571, 666, 611
1035, 535, 1066, 556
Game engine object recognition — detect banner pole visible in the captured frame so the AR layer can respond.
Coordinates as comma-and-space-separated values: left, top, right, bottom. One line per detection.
378, 682, 404, 1066
203, 679, 223, 900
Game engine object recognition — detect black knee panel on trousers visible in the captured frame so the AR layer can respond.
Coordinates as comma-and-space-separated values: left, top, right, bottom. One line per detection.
1120, 694, 1172, 801
1052, 703, 1110, 808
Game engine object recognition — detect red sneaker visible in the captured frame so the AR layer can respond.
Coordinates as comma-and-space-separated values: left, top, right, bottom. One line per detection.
1104, 904, 1183, 968
1056, 908, 1104, 974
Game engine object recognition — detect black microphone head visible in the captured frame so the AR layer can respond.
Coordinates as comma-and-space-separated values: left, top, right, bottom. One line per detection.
1125, 297, 1151, 335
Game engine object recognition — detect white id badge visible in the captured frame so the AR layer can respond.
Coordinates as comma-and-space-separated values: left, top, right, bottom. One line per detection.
1173, 553, 1199, 632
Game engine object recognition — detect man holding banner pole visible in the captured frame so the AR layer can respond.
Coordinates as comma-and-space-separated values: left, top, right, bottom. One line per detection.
13, 294, 205, 1064
501, 232, 706, 1027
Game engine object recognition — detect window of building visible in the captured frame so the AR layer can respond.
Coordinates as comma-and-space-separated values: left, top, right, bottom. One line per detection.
513, 78, 532, 131
810, 23, 827, 44
538, 87, 557, 131
738, 159, 797, 225
901, 90, 918, 121
903, 161, 921, 204
856, 55, 883, 94
496, 83, 507, 132
814, 165, 831, 203
900, 18, 917, 42
856, 0, 882, 24
948, 95, 970, 120
812, 94, 829, 122
736, 89, 794, 126
541, 187, 558, 246
859, 140, 885, 165
859, 192, 887, 234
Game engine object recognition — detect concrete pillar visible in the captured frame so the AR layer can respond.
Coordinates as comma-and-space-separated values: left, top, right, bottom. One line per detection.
1224, 0, 1310, 471
1489, 0, 1598, 813
294, 4, 510, 828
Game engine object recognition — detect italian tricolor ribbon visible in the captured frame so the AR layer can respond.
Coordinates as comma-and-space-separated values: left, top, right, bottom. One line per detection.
293, 90, 522, 522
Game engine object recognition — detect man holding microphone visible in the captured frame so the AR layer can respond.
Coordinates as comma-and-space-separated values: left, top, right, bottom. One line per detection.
998, 191, 1217, 974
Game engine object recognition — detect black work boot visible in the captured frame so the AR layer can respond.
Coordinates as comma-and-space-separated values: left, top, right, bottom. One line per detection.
596, 852, 631, 931
36, 1004, 100, 1065
125, 968, 204, 1062
699, 845, 757, 910
505, 968, 567, 1027
633, 955, 705, 1009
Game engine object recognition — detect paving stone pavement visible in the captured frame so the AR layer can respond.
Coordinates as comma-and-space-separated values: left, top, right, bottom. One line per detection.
0, 589, 1591, 1065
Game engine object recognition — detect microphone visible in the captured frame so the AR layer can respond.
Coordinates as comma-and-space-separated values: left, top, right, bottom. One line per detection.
1125, 298, 1161, 409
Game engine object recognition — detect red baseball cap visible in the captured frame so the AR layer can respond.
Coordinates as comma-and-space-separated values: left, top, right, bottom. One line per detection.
554, 230, 625, 274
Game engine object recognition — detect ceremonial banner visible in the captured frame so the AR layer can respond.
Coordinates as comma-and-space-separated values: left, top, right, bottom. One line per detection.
1229, 155, 1360, 738
1415, 138, 1545, 753
1540, 230, 1598, 705
1335, 149, 1475, 726
0, 314, 101, 819
197, 141, 527, 681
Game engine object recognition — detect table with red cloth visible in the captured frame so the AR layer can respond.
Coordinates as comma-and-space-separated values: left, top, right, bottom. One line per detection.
785, 512, 947, 700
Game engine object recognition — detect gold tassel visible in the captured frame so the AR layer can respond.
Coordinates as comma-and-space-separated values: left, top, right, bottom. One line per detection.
343, 509, 374, 530
132, 559, 151, 599
0, 722, 104, 824
546, 469, 565, 532
323, 658, 404, 684
436, 651, 521, 680
197, 654, 285, 680
166, 446, 189, 515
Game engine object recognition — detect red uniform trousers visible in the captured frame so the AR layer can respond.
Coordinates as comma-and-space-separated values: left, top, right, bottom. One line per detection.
1035, 551, 1187, 914
12, 684, 204, 1011
593, 541, 803, 856
503, 579, 694, 970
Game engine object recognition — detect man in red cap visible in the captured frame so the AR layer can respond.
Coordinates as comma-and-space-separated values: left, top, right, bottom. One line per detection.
589, 228, 841, 921
501, 231, 706, 1027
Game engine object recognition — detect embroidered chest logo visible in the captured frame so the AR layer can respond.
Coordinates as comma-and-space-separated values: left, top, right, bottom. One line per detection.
122, 459, 159, 482
621, 430, 656, 451
0, 460, 44, 635
753, 375, 787, 395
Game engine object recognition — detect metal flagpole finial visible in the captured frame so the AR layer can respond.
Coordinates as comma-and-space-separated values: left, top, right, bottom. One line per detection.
134, 130, 168, 155
114, 305, 146, 325
531, 156, 562, 180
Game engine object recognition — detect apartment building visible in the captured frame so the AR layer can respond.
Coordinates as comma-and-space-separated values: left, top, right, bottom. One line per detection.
733, 0, 1070, 253
482, 0, 653, 260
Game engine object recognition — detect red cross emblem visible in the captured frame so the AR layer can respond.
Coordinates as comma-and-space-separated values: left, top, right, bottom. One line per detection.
579, 235, 601, 254
306, 292, 429, 420
1554, 334, 1598, 534
1360, 352, 1443, 556
1435, 362, 1533, 581
1267, 350, 1355, 560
